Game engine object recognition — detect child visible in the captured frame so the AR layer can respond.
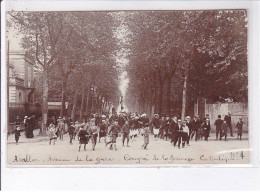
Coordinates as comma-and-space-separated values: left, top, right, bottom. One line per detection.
153, 126, 160, 140
78, 126, 90, 151
107, 120, 120, 151
142, 123, 150, 150
181, 120, 189, 148
57, 119, 65, 141
14, 116, 21, 145
74, 121, 80, 140
236, 118, 243, 140
14, 126, 21, 145
89, 119, 98, 151
49, 122, 57, 145
221, 120, 228, 141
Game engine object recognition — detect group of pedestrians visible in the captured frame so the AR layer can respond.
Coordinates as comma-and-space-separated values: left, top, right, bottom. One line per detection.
13, 114, 35, 144
148, 111, 244, 149
12, 111, 244, 150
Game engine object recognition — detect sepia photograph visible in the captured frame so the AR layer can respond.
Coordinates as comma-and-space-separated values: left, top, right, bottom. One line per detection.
5, 9, 249, 166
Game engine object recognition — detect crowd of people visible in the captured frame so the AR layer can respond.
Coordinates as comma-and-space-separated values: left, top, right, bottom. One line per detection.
13, 111, 244, 150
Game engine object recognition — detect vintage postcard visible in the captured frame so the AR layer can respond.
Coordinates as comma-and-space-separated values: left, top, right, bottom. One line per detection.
5, 9, 249, 166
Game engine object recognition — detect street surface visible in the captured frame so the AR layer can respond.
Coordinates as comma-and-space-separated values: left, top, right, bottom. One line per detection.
7, 130, 249, 165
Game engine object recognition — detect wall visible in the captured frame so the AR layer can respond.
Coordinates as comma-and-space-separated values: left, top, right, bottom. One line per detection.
205, 102, 248, 132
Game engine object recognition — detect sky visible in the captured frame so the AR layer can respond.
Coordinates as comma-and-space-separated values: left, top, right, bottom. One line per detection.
113, 12, 131, 112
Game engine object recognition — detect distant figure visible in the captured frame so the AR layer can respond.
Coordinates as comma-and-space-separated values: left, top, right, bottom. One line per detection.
236, 117, 244, 141
215, 115, 223, 140
224, 111, 234, 137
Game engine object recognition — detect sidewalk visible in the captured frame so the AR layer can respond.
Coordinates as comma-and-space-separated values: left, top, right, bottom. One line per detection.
7, 129, 49, 144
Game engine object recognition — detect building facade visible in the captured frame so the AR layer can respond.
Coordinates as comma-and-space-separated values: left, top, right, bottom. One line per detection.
8, 50, 36, 122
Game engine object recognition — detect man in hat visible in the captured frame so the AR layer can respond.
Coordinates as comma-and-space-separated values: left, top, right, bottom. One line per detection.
173, 119, 183, 148
169, 116, 178, 144
162, 115, 170, 141
121, 120, 131, 147
201, 118, 211, 141
224, 111, 234, 137
191, 116, 201, 141
215, 115, 223, 140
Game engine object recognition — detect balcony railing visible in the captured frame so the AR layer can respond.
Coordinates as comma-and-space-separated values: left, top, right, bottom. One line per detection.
9, 77, 25, 87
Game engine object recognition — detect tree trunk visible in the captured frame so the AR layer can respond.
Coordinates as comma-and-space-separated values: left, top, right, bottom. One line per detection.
166, 75, 172, 116
158, 80, 163, 117
71, 87, 79, 122
60, 77, 68, 118
85, 87, 90, 116
181, 67, 189, 120
79, 87, 85, 122
91, 96, 94, 114
40, 70, 48, 136
153, 85, 158, 114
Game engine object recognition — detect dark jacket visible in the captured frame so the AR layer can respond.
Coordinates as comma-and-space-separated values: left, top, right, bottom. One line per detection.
192, 119, 201, 130
169, 120, 177, 133
152, 117, 160, 128
108, 124, 121, 136
174, 124, 182, 132
201, 122, 211, 131
121, 123, 131, 133
224, 115, 232, 125
215, 119, 223, 131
